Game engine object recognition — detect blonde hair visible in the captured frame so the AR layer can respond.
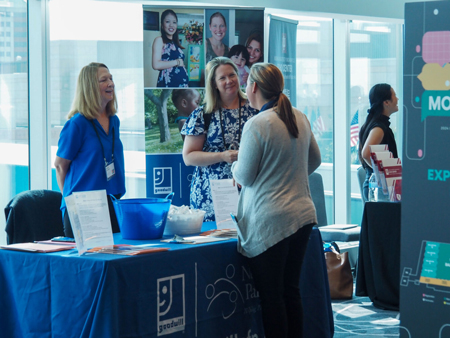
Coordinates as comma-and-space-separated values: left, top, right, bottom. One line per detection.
248, 63, 298, 138
204, 57, 247, 114
68, 62, 117, 120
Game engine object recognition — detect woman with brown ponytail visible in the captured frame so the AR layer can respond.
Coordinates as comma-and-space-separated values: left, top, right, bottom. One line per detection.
231, 63, 321, 338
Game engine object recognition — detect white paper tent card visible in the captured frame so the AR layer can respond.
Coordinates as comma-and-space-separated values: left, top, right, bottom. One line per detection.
65, 190, 114, 255
209, 179, 239, 230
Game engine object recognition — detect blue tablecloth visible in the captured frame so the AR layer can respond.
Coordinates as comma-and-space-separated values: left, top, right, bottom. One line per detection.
0, 225, 333, 338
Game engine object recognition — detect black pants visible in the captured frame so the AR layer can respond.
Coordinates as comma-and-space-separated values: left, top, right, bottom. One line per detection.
63, 194, 121, 238
247, 224, 314, 338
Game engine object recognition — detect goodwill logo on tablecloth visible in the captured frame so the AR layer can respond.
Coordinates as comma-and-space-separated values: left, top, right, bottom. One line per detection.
157, 274, 185, 336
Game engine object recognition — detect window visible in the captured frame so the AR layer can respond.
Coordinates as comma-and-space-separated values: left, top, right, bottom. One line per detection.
0, 1, 28, 245
48, 1, 145, 198
295, 16, 334, 222
349, 20, 402, 222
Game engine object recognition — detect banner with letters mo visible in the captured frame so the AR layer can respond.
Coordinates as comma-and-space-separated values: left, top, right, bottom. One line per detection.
268, 16, 297, 107
401, 2, 450, 337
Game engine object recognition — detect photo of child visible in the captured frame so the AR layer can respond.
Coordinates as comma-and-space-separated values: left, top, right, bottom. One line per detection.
171, 89, 201, 141
228, 45, 250, 87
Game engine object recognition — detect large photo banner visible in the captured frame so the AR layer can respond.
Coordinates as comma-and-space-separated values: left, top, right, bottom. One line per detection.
268, 16, 297, 107
143, 6, 264, 208
401, 1, 450, 337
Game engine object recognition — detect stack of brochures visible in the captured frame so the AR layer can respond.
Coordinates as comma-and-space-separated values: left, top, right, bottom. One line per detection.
0, 242, 75, 253
86, 245, 169, 256
199, 228, 238, 238
369, 144, 402, 202
161, 235, 231, 244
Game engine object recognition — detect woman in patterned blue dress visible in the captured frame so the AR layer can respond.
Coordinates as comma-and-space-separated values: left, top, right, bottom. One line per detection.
181, 57, 258, 222
152, 9, 189, 88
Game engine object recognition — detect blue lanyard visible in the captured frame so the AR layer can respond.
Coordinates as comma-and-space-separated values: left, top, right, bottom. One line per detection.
90, 120, 115, 165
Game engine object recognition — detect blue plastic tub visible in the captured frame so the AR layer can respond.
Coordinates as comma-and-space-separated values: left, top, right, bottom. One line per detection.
111, 193, 174, 240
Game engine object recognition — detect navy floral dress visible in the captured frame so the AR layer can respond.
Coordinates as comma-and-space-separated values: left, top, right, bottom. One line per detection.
181, 101, 258, 222
157, 41, 189, 88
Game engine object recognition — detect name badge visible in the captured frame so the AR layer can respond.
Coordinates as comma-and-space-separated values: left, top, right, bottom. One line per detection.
105, 161, 115, 181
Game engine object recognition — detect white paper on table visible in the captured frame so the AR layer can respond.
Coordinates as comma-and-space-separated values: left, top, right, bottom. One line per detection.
160, 236, 230, 244
65, 190, 114, 255
209, 179, 239, 230
183, 236, 230, 244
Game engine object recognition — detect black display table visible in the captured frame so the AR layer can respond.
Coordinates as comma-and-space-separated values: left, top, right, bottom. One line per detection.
356, 201, 401, 311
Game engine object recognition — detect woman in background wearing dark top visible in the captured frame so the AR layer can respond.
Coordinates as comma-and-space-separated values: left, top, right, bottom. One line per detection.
205, 12, 229, 63
359, 83, 399, 200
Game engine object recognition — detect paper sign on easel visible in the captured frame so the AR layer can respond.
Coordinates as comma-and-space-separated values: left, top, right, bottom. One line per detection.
65, 189, 114, 255
209, 179, 239, 230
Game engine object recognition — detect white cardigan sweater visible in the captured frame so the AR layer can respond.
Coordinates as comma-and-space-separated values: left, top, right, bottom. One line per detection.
231, 107, 321, 258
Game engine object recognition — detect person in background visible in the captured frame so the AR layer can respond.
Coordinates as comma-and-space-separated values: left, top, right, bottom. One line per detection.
205, 12, 229, 63
231, 63, 321, 338
54, 62, 126, 238
152, 9, 189, 88
228, 44, 250, 87
245, 33, 264, 67
172, 89, 201, 141
359, 83, 399, 200
181, 57, 258, 222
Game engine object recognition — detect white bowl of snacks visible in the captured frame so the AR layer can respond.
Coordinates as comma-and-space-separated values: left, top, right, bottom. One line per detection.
163, 205, 206, 236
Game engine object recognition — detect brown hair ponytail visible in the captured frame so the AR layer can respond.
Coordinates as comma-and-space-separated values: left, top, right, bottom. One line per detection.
248, 63, 298, 138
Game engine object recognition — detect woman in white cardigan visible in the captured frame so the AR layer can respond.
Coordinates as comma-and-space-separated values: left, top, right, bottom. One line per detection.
231, 63, 321, 338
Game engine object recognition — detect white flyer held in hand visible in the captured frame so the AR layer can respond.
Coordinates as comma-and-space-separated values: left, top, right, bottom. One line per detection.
209, 179, 239, 230
65, 189, 114, 255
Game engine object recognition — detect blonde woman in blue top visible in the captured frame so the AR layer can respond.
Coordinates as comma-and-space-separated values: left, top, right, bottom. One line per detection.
54, 62, 126, 238
232, 63, 321, 338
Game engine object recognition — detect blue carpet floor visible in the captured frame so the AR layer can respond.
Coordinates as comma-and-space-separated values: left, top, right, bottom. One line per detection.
332, 292, 400, 337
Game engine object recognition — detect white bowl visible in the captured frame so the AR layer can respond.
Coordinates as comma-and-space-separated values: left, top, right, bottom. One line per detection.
163, 209, 206, 236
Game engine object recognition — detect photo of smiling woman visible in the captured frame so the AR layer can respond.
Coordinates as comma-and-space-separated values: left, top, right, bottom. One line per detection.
152, 9, 189, 88
205, 10, 229, 63
245, 33, 264, 67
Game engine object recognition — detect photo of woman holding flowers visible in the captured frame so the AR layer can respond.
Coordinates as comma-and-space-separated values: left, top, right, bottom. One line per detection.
143, 8, 204, 88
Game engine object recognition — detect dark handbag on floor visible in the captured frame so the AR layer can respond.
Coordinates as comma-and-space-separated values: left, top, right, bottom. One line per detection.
324, 247, 353, 299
